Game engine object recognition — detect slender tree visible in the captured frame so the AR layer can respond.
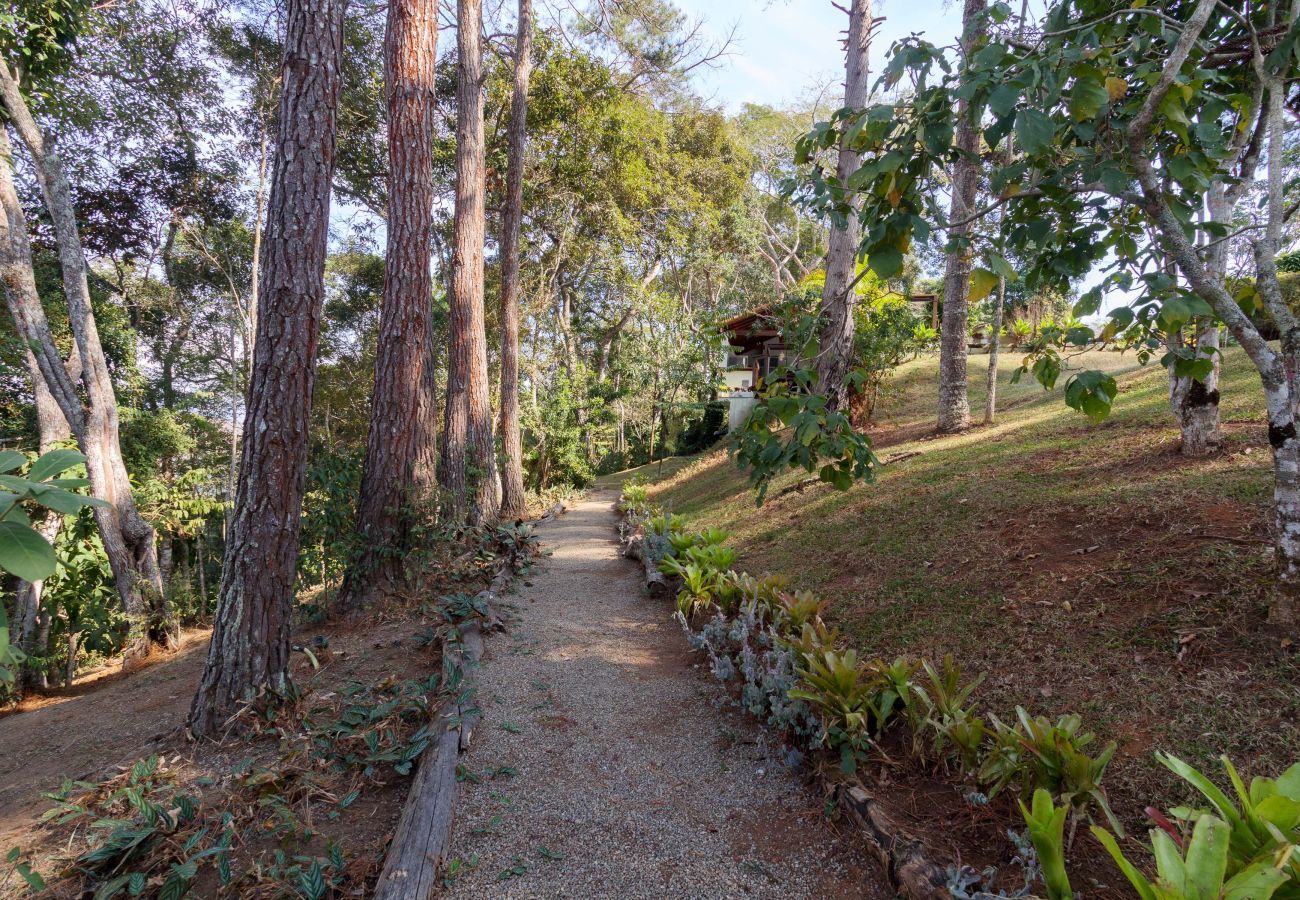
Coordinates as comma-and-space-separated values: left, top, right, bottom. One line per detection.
0, 101, 169, 660
936, 0, 986, 434
341, 0, 439, 607
0, 130, 74, 688
497, 0, 533, 520
814, 0, 872, 412
189, 0, 348, 735
442, 0, 498, 524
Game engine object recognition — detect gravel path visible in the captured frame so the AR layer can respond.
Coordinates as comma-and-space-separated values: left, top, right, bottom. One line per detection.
443, 491, 890, 899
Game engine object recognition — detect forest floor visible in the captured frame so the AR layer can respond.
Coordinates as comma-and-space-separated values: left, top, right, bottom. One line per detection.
645, 346, 1300, 884
441, 492, 888, 898
0, 542, 501, 895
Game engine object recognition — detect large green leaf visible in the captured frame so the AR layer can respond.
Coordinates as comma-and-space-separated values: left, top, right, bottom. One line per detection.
0, 450, 25, 474
26, 449, 85, 482
1014, 108, 1055, 155
0, 520, 57, 582
1068, 75, 1109, 121
969, 267, 1000, 302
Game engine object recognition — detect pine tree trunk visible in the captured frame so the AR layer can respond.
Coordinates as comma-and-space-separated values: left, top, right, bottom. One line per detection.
936, 0, 986, 434
341, 0, 439, 608
188, 0, 347, 736
984, 276, 1003, 424
443, 0, 498, 525
0, 85, 169, 659
412, 309, 440, 497
814, 0, 872, 412
497, 0, 533, 521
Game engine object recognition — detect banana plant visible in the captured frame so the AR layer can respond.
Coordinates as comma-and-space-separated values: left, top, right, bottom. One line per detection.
1092, 815, 1291, 900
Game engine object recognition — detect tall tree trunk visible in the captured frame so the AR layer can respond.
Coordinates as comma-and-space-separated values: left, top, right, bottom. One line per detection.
814, 0, 872, 412
497, 0, 533, 521
442, 0, 498, 525
188, 0, 347, 736
0, 85, 172, 652
936, 0, 986, 434
984, 276, 1003, 424
341, 0, 439, 608
411, 310, 440, 496
0, 123, 168, 661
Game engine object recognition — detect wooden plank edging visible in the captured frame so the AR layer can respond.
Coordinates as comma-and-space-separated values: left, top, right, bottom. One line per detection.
372, 529, 537, 899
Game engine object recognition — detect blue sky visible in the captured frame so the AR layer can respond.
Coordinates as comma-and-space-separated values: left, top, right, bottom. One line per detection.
673, 0, 959, 112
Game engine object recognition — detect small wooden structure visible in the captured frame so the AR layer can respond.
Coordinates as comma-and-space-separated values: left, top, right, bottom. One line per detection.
718, 305, 787, 392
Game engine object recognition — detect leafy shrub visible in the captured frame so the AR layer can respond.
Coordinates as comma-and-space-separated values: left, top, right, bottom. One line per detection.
617, 481, 649, 514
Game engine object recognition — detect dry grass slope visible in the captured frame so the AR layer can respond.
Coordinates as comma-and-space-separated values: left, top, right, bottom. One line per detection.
649, 347, 1300, 834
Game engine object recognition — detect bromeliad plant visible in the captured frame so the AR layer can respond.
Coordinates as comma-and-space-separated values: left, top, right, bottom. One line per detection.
1093, 814, 1292, 900
1019, 789, 1073, 900
789, 647, 880, 773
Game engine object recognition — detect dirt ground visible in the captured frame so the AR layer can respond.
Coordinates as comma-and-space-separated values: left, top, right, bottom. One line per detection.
0, 630, 210, 844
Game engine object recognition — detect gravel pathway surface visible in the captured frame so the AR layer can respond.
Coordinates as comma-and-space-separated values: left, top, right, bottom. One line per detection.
443, 491, 890, 899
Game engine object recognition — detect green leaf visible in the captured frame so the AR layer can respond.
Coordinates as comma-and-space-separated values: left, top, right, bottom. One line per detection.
986, 253, 1017, 281
988, 83, 1019, 118
1068, 75, 1109, 121
1222, 862, 1289, 900
1091, 826, 1157, 900
1181, 815, 1229, 898
969, 268, 1000, 302
0, 520, 57, 582
867, 247, 903, 279
26, 449, 84, 482
0, 451, 25, 474
1014, 108, 1055, 155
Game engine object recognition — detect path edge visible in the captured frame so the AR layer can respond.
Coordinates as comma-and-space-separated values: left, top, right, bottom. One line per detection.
372, 516, 554, 899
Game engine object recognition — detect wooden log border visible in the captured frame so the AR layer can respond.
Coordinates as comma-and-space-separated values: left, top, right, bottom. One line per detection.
372, 513, 553, 899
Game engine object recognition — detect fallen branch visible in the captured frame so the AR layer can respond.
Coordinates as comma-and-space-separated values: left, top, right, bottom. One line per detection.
837, 784, 950, 900
620, 523, 672, 598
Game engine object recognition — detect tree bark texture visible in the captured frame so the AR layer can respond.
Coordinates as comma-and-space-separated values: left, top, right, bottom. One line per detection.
411, 309, 440, 496
188, 0, 347, 736
0, 85, 169, 659
814, 0, 871, 413
341, 0, 439, 608
936, 0, 986, 434
497, 0, 533, 521
442, 0, 499, 525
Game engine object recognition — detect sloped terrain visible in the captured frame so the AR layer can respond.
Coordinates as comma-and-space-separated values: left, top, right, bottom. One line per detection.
649, 348, 1299, 838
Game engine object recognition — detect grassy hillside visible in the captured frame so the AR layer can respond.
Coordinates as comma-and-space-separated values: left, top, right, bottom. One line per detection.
648, 347, 1299, 827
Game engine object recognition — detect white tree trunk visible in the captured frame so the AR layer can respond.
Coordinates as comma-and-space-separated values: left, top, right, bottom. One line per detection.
0, 73, 170, 658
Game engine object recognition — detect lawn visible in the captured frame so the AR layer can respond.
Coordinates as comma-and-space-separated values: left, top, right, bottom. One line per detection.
647, 346, 1299, 839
